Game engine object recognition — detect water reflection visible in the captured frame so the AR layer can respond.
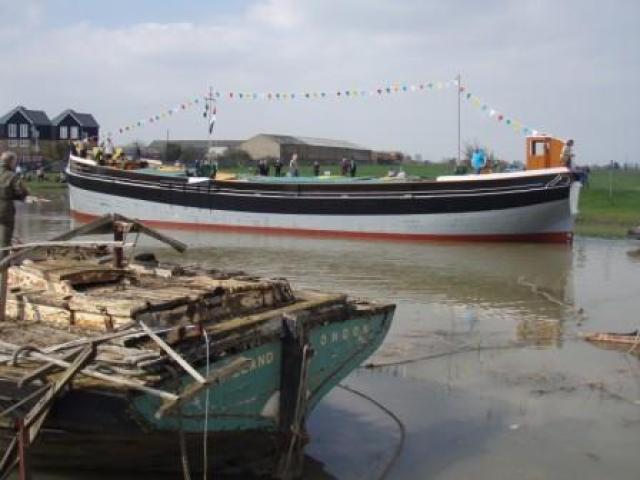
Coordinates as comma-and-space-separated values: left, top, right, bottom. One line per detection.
12, 196, 640, 480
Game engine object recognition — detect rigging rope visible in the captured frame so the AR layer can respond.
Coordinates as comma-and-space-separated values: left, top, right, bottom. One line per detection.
337, 384, 406, 480
202, 328, 211, 480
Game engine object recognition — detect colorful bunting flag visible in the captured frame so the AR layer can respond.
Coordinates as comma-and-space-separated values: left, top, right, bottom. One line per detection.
105, 78, 542, 140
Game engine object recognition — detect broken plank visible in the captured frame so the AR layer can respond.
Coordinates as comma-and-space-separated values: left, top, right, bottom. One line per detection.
138, 321, 206, 384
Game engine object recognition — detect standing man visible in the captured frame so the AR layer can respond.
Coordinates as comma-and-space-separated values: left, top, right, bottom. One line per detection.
289, 153, 299, 177
0, 152, 29, 250
0, 151, 30, 321
560, 139, 575, 168
349, 157, 357, 177
104, 137, 115, 162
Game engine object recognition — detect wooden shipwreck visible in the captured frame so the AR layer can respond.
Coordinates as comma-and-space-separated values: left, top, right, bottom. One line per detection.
0, 215, 395, 479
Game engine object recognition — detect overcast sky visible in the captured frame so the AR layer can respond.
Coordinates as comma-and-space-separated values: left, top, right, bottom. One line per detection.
1, 0, 638, 164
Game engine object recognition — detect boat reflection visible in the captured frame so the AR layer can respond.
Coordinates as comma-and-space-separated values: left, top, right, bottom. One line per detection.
113, 227, 576, 349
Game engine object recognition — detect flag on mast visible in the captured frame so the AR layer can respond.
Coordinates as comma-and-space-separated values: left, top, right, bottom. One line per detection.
209, 104, 216, 134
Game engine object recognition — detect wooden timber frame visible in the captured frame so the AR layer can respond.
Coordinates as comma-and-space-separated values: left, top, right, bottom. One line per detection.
275, 313, 314, 479
0, 213, 188, 478
0, 344, 96, 480
0, 214, 393, 478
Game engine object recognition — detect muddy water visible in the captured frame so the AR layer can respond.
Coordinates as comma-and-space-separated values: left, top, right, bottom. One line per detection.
11, 196, 640, 479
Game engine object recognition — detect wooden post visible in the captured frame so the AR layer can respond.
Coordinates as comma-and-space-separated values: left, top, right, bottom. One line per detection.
276, 314, 312, 479
113, 221, 128, 268
16, 420, 31, 480
0, 264, 7, 322
0, 242, 10, 322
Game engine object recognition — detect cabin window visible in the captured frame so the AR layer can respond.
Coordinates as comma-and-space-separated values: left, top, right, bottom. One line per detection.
20, 124, 29, 138
7, 124, 17, 138
532, 141, 547, 156
70, 126, 79, 139
60, 126, 68, 139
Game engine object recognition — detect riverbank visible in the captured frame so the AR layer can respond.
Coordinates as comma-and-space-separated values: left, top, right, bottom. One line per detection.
574, 169, 640, 238
25, 167, 640, 238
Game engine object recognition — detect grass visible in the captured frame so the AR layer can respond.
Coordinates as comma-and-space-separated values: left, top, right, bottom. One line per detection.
23, 165, 640, 238
575, 169, 640, 238
23, 173, 68, 194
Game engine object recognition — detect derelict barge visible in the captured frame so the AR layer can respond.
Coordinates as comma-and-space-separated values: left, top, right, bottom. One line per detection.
0, 214, 394, 478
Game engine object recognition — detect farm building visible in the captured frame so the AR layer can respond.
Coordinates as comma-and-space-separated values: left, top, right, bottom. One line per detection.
240, 134, 372, 165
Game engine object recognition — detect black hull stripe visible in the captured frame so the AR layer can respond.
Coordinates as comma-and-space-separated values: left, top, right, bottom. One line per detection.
70, 162, 568, 194
68, 172, 571, 216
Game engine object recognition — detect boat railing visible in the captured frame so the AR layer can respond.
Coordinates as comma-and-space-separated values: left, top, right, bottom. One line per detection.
69, 158, 571, 199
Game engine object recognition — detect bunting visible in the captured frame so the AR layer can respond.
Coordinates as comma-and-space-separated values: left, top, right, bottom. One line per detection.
459, 86, 541, 137
106, 78, 544, 140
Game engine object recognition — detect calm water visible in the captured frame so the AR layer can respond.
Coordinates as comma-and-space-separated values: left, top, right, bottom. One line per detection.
12, 195, 640, 480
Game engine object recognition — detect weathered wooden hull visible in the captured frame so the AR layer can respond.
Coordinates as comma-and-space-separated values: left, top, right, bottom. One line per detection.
0, 307, 393, 474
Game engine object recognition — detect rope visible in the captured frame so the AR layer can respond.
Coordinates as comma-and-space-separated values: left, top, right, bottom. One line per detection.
202, 328, 211, 480
362, 342, 523, 369
337, 384, 406, 480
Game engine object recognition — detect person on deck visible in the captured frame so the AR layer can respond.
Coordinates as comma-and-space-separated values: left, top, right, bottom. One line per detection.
104, 138, 114, 162
560, 139, 574, 168
340, 157, 349, 176
289, 153, 299, 177
258, 159, 269, 176
274, 158, 282, 177
471, 148, 487, 174
349, 157, 357, 177
313, 160, 320, 177
0, 152, 29, 255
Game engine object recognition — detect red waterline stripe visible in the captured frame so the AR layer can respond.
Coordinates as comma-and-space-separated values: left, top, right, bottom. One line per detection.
70, 210, 573, 244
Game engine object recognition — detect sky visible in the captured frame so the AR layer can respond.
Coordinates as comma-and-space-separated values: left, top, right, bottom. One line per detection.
1, 0, 638, 165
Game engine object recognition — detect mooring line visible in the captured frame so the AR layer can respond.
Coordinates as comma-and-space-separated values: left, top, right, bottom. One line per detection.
362, 342, 524, 369
337, 384, 406, 480
202, 328, 211, 480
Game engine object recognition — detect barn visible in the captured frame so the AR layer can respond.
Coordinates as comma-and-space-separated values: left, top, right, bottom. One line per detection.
240, 134, 372, 165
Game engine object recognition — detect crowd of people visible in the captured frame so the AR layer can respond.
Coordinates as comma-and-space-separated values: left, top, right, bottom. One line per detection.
254, 153, 358, 178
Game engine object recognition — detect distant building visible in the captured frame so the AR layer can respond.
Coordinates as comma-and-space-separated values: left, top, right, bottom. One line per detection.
0, 106, 52, 164
51, 109, 100, 141
0, 105, 99, 164
240, 134, 372, 164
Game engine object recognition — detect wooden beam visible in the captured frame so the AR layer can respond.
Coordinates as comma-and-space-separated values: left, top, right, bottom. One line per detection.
0, 384, 50, 419
23, 345, 95, 429
139, 321, 206, 384
0, 241, 131, 252
5, 345, 177, 402
18, 347, 84, 388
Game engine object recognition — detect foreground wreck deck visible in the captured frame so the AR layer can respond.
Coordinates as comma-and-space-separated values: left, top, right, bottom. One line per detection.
0, 215, 394, 478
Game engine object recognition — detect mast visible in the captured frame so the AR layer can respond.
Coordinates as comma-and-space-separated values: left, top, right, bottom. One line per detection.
205, 86, 215, 161
456, 73, 461, 165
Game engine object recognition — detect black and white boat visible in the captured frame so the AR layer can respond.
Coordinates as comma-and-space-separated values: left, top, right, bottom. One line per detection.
67, 136, 581, 243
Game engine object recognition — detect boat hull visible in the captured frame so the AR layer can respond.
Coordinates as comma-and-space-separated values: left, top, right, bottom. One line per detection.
0, 307, 393, 474
67, 160, 580, 243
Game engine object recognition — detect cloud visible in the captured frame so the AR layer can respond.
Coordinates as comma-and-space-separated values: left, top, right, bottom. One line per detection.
0, 0, 638, 164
